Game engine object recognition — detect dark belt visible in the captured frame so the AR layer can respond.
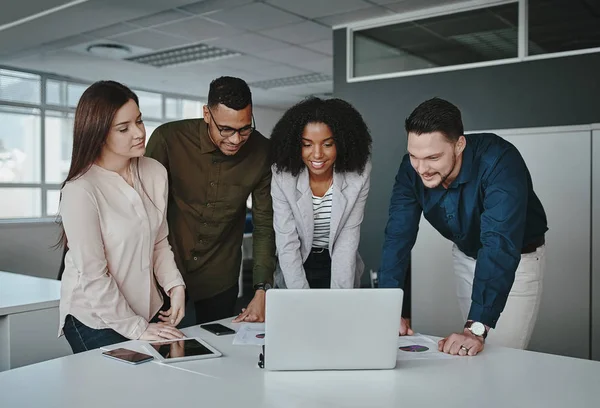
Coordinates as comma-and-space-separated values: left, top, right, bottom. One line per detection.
311, 247, 328, 254
521, 236, 545, 254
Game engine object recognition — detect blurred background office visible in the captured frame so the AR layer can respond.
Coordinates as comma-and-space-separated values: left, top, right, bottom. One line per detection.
1, 0, 599, 371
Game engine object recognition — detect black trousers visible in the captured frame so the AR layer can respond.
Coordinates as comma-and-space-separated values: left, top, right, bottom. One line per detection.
193, 284, 239, 324
304, 248, 332, 289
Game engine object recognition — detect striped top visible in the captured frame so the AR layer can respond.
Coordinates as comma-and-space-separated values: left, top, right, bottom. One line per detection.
312, 185, 333, 248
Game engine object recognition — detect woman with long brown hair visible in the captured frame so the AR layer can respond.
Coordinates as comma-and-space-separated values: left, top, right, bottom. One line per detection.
58, 80, 186, 353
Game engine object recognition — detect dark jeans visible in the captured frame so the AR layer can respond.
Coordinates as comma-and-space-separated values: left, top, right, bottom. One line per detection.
304, 248, 332, 288
194, 284, 239, 324
63, 315, 130, 354
63, 301, 168, 354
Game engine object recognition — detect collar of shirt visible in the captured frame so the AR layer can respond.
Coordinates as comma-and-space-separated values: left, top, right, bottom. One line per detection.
199, 122, 218, 155
449, 141, 476, 188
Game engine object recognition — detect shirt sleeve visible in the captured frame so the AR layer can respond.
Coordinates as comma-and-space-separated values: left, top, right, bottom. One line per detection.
152, 167, 185, 294
378, 157, 422, 289
250, 161, 277, 286
60, 182, 148, 339
330, 163, 371, 289
271, 170, 309, 289
469, 148, 529, 328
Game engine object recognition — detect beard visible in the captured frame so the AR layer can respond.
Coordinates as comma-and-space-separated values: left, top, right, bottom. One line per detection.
422, 153, 457, 189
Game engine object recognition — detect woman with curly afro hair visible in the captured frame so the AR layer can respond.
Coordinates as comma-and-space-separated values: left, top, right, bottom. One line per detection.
269, 97, 372, 289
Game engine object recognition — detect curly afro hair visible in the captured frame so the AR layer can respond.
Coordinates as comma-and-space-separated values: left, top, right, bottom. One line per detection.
270, 97, 372, 176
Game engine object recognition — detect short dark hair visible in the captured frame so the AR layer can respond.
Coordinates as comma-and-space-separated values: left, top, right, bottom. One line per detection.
207, 76, 252, 110
270, 97, 372, 176
405, 97, 464, 142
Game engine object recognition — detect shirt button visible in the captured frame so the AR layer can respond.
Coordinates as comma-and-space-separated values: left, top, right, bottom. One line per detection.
193, 256, 198, 261
448, 215, 454, 219
210, 181, 216, 187
206, 203, 211, 207
203, 222, 208, 227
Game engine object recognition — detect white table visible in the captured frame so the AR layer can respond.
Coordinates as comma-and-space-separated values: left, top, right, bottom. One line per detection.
0, 271, 71, 371
1, 317, 599, 407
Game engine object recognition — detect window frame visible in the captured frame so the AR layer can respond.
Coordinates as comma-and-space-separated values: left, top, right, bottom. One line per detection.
342, 0, 600, 83
0, 66, 205, 223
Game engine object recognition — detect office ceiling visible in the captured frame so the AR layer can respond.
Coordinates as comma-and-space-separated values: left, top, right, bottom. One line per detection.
0, 0, 469, 108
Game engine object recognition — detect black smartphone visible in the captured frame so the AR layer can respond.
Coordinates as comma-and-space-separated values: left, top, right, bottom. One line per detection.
102, 348, 154, 365
200, 323, 236, 336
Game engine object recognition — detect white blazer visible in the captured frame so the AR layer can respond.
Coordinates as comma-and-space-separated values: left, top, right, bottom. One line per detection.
271, 161, 371, 289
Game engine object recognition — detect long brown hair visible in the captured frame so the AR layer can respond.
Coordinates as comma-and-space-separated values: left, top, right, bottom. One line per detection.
55, 80, 139, 252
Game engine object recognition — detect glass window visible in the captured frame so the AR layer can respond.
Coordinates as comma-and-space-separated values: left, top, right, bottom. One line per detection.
0, 188, 41, 218
144, 121, 163, 142
352, 3, 519, 77
165, 97, 203, 119
165, 97, 178, 119
136, 90, 162, 119
182, 99, 202, 119
45, 111, 74, 184
0, 106, 41, 183
47, 190, 61, 216
0, 69, 41, 104
528, 0, 600, 56
46, 80, 87, 107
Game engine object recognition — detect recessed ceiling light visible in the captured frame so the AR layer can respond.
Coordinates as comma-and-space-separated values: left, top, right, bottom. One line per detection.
86, 43, 132, 58
249, 73, 332, 90
126, 43, 241, 67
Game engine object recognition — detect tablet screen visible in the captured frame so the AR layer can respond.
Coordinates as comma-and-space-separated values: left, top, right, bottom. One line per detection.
151, 338, 215, 360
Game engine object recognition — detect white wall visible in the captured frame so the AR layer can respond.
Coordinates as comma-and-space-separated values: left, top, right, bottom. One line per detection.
253, 106, 284, 137
0, 221, 63, 279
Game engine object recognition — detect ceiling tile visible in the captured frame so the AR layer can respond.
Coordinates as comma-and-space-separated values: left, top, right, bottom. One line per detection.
292, 57, 333, 75
209, 55, 282, 71
265, 0, 371, 19
84, 23, 138, 39
126, 9, 190, 28
178, 0, 256, 16
0, 0, 72, 26
368, 0, 408, 4
154, 16, 243, 41
257, 46, 328, 65
110, 29, 193, 50
303, 39, 332, 55
317, 6, 394, 26
207, 3, 303, 31
206, 33, 289, 54
260, 21, 331, 45
248, 63, 310, 79
383, 0, 466, 13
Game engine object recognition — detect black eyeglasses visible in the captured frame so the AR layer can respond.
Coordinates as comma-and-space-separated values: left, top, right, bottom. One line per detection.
207, 106, 255, 138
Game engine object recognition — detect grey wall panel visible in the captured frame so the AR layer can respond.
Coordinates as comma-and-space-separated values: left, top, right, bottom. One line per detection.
593, 129, 600, 361
333, 29, 600, 285
411, 129, 591, 359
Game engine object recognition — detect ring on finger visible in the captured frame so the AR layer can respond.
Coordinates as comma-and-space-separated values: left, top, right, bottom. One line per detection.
460, 345, 469, 352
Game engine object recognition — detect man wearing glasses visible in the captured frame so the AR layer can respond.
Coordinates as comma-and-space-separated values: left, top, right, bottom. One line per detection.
146, 76, 276, 325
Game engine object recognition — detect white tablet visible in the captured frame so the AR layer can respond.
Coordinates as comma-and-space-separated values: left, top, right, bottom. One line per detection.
145, 337, 222, 364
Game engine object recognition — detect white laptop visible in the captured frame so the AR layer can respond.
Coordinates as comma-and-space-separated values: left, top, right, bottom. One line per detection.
263, 288, 403, 371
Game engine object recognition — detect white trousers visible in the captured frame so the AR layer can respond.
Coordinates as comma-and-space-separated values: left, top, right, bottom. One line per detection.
452, 244, 545, 349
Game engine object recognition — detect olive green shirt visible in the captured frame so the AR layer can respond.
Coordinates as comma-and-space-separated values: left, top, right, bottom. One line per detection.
145, 119, 276, 301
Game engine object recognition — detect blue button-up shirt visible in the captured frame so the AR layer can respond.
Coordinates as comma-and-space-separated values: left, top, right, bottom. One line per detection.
379, 133, 548, 327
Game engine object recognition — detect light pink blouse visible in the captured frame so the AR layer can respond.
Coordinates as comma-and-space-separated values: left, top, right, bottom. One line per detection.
58, 157, 185, 339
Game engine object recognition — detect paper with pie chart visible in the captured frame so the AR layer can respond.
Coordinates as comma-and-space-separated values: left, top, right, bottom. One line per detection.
232, 323, 266, 346
397, 334, 456, 360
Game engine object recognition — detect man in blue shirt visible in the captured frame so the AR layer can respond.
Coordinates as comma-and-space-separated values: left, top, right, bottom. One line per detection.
379, 98, 547, 357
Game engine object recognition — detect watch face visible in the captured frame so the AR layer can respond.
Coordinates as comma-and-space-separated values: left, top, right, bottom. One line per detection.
470, 322, 486, 336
